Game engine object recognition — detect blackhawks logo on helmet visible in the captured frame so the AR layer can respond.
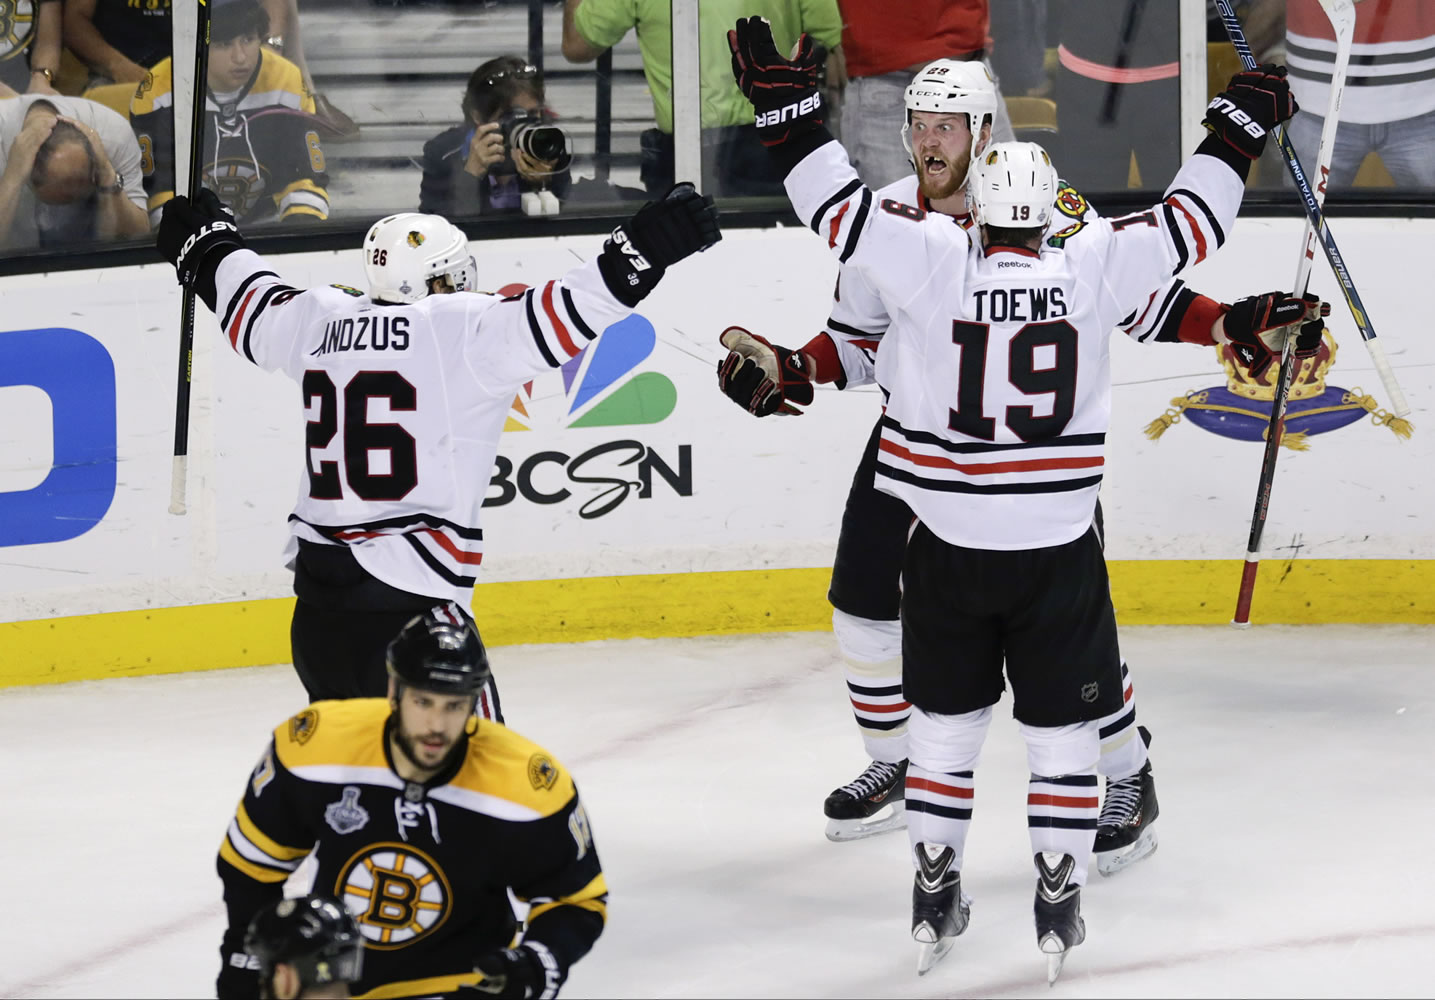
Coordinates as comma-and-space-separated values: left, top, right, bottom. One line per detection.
406, 231, 426, 248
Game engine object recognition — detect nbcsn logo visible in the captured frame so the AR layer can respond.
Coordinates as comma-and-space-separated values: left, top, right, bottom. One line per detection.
487, 311, 691, 519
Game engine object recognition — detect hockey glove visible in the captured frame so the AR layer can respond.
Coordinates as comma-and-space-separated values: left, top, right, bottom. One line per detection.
1222, 290, 1329, 379
1203, 63, 1298, 159
728, 16, 824, 146
717, 326, 815, 416
472, 942, 565, 1000
156, 188, 247, 312
215, 948, 261, 1000
598, 182, 720, 307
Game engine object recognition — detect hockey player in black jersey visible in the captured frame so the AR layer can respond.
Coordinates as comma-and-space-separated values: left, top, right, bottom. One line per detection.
244, 894, 364, 999
216, 606, 607, 999
725, 15, 1321, 982
156, 178, 719, 702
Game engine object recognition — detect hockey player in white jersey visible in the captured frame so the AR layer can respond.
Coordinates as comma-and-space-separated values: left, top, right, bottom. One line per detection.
717, 57, 1319, 876
156, 185, 720, 702
726, 15, 1313, 980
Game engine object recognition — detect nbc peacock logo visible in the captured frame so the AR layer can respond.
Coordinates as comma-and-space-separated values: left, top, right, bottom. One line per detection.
504, 314, 677, 431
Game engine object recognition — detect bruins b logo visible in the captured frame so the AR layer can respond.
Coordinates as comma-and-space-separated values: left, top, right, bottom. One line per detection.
337, 842, 452, 949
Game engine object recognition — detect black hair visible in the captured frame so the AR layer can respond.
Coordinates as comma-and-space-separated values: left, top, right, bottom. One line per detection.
461, 55, 544, 125
211, 0, 270, 45
31, 121, 96, 189
981, 223, 1045, 250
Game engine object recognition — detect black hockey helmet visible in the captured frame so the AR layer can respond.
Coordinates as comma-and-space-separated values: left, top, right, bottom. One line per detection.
386, 602, 491, 695
243, 894, 363, 989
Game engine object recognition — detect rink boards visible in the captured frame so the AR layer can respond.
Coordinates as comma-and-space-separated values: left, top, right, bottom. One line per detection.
2, 219, 1431, 685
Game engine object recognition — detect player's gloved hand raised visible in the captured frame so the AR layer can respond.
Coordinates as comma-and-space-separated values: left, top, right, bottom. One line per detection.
1221, 290, 1329, 378
717, 326, 815, 416
597, 182, 720, 307
471, 942, 564, 1000
728, 16, 824, 146
156, 188, 247, 309
1203, 63, 1298, 159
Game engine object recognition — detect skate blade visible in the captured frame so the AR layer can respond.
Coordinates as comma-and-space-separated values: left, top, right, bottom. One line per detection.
916, 935, 953, 976
1096, 826, 1158, 877
1046, 949, 1066, 986
824, 801, 907, 843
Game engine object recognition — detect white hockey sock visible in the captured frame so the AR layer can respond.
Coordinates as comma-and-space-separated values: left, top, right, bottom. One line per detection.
1027, 771, 1099, 886
906, 765, 975, 868
1097, 660, 1147, 781
832, 610, 909, 763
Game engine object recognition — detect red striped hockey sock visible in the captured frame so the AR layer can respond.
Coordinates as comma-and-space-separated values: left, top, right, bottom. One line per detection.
1027, 771, 1099, 885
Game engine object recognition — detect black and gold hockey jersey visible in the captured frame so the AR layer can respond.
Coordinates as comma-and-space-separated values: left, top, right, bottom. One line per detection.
218, 699, 606, 999
131, 50, 329, 226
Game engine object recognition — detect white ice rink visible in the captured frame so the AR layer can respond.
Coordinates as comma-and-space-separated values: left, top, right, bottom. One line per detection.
3, 625, 1432, 999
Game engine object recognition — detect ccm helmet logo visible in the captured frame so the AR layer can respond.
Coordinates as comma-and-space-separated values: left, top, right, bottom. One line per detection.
1207, 96, 1266, 138
755, 92, 822, 128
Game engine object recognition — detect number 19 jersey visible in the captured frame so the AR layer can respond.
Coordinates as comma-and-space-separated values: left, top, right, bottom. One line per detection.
212, 249, 635, 603
786, 139, 1244, 550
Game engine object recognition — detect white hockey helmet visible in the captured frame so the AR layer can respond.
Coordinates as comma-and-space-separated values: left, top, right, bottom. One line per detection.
362, 213, 476, 304
901, 59, 999, 167
968, 141, 1059, 231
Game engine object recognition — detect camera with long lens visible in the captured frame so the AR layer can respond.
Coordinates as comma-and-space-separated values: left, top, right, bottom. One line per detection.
495, 109, 571, 169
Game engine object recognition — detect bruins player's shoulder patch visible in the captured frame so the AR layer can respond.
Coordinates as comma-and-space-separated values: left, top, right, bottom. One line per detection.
329, 283, 364, 297
1055, 182, 1087, 220
289, 707, 319, 744
136, 72, 155, 98
528, 753, 560, 791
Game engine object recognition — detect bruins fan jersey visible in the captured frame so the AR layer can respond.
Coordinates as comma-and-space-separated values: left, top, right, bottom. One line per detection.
821, 174, 1205, 390
131, 51, 328, 225
209, 247, 631, 603
788, 137, 1243, 550
218, 699, 606, 999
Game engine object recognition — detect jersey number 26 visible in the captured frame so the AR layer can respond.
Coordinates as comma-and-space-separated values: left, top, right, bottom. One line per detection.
303, 370, 419, 501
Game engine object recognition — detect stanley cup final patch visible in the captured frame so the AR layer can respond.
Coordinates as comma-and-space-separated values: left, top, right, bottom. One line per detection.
325, 786, 371, 835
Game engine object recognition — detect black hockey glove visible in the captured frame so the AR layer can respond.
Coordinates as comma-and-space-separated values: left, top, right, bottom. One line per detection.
716, 326, 815, 416
472, 942, 565, 1000
156, 188, 247, 312
597, 182, 720, 307
1222, 290, 1329, 379
728, 16, 824, 146
1203, 63, 1299, 160
215, 947, 261, 1000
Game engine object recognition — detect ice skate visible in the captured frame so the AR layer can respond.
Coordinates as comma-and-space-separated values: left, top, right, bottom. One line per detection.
1034, 852, 1085, 985
1095, 726, 1159, 876
911, 842, 970, 976
824, 759, 907, 842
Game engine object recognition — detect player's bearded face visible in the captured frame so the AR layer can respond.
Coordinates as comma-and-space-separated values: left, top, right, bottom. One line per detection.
392, 688, 474, 773
911, 111, 975, 202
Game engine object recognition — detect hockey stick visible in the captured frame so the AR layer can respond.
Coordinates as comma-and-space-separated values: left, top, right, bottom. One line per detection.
1223, 0, 1352, 626
1099, 0, 1149, 125
169, 0, 212, 515
1212, 0, 1408, 420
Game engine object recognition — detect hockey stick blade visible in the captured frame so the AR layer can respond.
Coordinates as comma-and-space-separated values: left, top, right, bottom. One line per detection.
1211, 0, 1409, 419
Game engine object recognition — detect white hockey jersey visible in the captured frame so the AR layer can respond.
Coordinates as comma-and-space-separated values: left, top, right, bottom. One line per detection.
822, 174, 1200, 390
212, 250, 633, 603
787, 139, 1244, 550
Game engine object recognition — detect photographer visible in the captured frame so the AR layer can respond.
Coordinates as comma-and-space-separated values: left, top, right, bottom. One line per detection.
419, 55, 574, 218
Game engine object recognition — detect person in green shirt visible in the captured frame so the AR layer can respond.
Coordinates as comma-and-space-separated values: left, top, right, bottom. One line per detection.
562, 0, 843, 196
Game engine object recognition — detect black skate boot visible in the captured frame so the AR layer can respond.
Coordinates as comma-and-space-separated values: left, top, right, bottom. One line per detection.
911, 842, 970, 976
1034, 852, 1085, 985
1094, 726, 1159, 876
823, 759, 907, 842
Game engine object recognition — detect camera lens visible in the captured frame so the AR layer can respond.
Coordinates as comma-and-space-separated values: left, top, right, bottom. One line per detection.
514, 123, 566, 163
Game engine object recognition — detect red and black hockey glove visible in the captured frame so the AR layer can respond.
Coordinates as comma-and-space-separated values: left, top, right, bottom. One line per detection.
717, 326, 815, 416
1203, 63, 1299, 159
1222, 290, 1329, 378
728, 16, 824, 146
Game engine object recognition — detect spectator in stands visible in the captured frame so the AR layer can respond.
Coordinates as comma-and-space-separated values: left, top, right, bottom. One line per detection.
259, 0, 359, 139
1052, 0, 1179, 191
131, 0, 328, 227
418, 55, 573, 218
0, 0, 62, 97
561, 0, 844, 197
835, 0, 1014, 190
65, 0, 172, 89
0, 94, 149, 249
1250, 0, 1435, 190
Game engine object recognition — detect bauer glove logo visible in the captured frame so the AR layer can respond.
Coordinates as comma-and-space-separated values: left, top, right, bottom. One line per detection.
755, 92, 823, 129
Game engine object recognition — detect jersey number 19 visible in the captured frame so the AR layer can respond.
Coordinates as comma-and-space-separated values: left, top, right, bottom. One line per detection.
948, 319, 1078, 442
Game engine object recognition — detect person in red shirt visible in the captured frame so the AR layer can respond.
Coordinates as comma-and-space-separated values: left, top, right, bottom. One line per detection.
834, 0, 1014, 188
